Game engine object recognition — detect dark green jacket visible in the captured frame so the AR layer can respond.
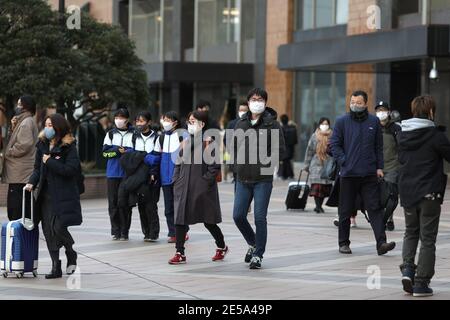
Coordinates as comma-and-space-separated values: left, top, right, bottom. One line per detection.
381, 120, 401, 174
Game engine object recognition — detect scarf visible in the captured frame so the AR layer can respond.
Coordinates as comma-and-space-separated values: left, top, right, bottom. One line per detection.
350, 109, 369, 122
315, 128, 332, 162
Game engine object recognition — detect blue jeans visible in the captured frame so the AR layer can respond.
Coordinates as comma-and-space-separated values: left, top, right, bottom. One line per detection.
233, 181, 273, 259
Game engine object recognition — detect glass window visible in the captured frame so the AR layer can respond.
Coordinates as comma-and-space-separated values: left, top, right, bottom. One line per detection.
296, 0, 348, 30
242, 0, 256, 40
295, 71, 346, 160
131, 0, 161, 63
163, 0, 174, 60
336, 0, 348, 24
431, 0, 450, 10
396, 0, 419, 15
315, 0, 333, 28
198, 0, 239, 47
301, 0, 314, 30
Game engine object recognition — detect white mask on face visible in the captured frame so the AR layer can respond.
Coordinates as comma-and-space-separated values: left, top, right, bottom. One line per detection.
187, 123, 202, 135
376, 111, 389, 121
238, 111, 246, 118
115, 119, 127, 129
162, 121, 173, 132
319, 124, 329, 132
249, 101, 266, 115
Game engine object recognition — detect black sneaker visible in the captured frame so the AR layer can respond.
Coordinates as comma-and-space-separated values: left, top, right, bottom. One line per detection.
339, 245, 352, 254
413, 284, 433, 297
245, 246, 256, 263
401, 268, 415, 294
377, 242, 396, 255
386, 220, 395, 231
249, 256, 262, 269
319, 207, 325, 213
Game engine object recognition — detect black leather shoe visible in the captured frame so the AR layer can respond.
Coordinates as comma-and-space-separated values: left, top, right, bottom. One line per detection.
339, 245, 352, 254
45, 260, 63, 279
378, 242, 396, 255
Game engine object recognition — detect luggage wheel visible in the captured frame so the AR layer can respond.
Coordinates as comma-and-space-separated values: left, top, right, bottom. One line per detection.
2, 273, 7, 278
32, 271, 38, 278
15, 272, 24, 279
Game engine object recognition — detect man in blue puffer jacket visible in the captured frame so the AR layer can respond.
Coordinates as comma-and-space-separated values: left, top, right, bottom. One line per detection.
330, 90, 396, 256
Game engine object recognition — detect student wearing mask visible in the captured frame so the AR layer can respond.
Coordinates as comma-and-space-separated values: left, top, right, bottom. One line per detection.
102, 108, 134, 241
151, 111, 189, 243
132, 111, 160, 242
168, 111, 228, 264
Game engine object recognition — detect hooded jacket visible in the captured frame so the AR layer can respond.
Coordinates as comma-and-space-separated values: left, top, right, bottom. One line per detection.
398, 118, 450, 208
233, 107, 286, 183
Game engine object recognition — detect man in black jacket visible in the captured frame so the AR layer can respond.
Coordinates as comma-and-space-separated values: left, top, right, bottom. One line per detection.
398, 95, 450, 297
232, 88, 285, 270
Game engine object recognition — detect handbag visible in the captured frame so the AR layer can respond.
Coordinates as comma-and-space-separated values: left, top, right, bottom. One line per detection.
320, 157, 337, 181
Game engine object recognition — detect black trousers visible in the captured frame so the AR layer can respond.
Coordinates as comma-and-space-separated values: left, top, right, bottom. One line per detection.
41, 190, 74, 252
175, 224, 225, 255
7, 183, 31, 221
338, 176, 387, 249
278, 158, 294, 179
107, 178, 132, 237
138, 186, 160, 238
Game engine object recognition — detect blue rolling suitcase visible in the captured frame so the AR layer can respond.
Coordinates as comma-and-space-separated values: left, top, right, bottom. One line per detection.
1, 189, 39, 278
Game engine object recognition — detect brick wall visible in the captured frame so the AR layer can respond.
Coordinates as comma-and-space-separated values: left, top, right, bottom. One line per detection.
346, 0, 377, 110
0, 175, 108, 206
264, 0, 295, 118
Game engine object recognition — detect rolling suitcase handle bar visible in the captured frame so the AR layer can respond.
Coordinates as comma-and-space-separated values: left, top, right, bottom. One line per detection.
297, 169, 310, 185
21, 188, 35, 231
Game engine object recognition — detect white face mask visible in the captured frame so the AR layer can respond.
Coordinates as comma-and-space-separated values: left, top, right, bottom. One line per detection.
187, 123, 202, 135
238, 111, 246, 118
319, 124, 329, 132
115, 119, 127, 129
249, 101, 265, 115
162, 121, 173, 132
376, 111, 389, 121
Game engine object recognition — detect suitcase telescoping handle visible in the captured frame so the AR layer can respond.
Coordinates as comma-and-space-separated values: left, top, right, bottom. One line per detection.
297, 169, 310, 185
21, 187, 34, 231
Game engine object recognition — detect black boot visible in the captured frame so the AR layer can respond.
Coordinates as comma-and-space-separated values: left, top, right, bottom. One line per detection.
66, 250, 77, 275
45, 259, 63, 279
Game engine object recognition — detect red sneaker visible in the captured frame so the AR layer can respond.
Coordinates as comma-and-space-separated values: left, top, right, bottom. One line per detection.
167, 236, 176, 243
185, 233, 189, 241
168, 252, 186, 265
212, 246, 229, 261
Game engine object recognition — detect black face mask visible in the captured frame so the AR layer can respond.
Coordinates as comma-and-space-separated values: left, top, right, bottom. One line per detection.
350, 108, 369, 122
136, 125, 149, 133
14, 107, 23, 116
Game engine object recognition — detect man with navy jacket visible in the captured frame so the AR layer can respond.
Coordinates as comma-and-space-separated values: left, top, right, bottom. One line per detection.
330, 90, 396, 255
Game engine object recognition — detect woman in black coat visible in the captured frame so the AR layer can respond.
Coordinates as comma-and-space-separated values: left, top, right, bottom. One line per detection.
168, 111, 228, 264
25, 114, 82, 279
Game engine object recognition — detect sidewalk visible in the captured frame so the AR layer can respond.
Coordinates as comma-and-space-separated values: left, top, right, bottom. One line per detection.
0, 179, 449, 300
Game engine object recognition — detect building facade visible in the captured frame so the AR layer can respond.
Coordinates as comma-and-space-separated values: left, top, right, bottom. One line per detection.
49, 0, 450, 162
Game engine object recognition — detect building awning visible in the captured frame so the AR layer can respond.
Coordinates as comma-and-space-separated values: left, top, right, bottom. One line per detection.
144, 62, 254, 84
278, 25, 450, 71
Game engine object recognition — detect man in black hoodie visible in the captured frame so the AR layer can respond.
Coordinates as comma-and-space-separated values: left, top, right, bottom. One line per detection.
232, 88, 285, 270
398, 95, 450, 297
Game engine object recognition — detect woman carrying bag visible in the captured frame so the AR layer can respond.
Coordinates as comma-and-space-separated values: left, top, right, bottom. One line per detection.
25, 114, 82, 279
